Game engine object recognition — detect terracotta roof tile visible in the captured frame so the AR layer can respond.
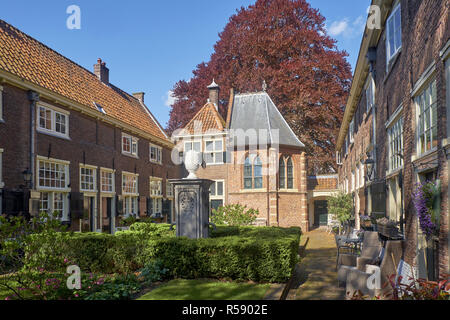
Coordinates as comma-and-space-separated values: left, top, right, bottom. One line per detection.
183, 102, 226, 134
0, 20, 169, 142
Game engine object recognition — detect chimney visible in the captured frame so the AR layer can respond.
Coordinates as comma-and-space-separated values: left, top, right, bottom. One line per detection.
94, 58, 109, 85
133, 92, 145, 104
207, 79, 220, 110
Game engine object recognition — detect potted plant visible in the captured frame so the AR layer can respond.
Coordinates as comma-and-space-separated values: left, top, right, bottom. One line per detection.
413, 181, 440, 241
376, 217, 399, 238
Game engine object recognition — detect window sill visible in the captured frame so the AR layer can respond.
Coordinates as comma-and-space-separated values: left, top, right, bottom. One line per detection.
412, 147, 438, 164
278, 189, 299, 193
238, 188, 267, 193
150, 160, 162, 165
36, 128, 71, 141
81, 190, 98, 194
122, 153, 139, 159
37, 187, 71, 193
100, 191, 116, 196
206, 162, 225, 166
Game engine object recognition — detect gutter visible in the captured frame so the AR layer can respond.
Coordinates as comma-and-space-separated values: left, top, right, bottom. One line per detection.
27, 90, 40, 190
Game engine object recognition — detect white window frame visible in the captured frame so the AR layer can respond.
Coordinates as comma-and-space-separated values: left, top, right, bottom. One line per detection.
387, 115, 404, 173
123, 196, 139, 216
365, 76, 375, 113
122, 172, 139, 196
122, 133, 139, 158
386, 2, 402, 66
349, 118, 354, 144
36, 156, 70, 192
351, 170, 355, 192
166, 180, 173, 198
210, 180, 225, 210
149, 143, 162, 164
152, 198, 162, 216
36, 102, 70, 139
184, 140, 202, 153
415, 79, 437, 156
150, 177, 163, 197
336, 151, 342, 165
39, 191, 69, 221
100, 168, 115, 194
0, 85, 3, 121
80, 165, 97, 193
204, 139, 224, 165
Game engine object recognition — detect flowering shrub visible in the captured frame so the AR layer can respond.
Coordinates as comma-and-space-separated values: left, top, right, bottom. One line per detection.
413, 181, 440, 240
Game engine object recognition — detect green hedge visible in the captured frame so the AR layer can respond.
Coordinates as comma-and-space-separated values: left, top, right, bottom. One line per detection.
24, 224, 301, 283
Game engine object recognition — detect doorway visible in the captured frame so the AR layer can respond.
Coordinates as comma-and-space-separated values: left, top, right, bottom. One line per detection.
314, 200, 329, 227
101, 197, 113, 233
82, 196, 95, 232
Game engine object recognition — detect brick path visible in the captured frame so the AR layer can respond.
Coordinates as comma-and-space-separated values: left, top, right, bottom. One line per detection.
286, 228, 345, 300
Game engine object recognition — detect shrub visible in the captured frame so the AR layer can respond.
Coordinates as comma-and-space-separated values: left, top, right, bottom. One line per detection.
328, 192, 353, 234
127, 223, 175, 237
211, 204, 258, 226
23, 226, 301, 283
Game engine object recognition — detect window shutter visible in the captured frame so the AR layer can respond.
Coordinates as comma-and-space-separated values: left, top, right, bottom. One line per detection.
69, 192, 84, 219
371, 181, 386, 215
162, 199, 170, 215
146, 197, 151, 217
137, 196, 141, 217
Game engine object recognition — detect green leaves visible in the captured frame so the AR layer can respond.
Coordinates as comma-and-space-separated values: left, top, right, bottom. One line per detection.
328, 191, 353, 226
211, 204, 258, 226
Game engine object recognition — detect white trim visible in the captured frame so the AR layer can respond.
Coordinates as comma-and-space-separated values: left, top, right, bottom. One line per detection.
149, 143, 162, 164
386, 3, 402, 67
440, 39, 450, 60
385, 104, 403, 128
121, 133, 139, 157
36, 102, 70, 139
79, 164, 98, 193
184, 140, 202, 153
411, 62, 436, 97
204, 138, 224, 165
36, 156, 71, 192
100, 168, 115, 194
122, 172, 139, 196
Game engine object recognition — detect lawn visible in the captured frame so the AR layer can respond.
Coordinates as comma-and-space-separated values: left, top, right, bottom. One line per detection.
137, 279, 271, 300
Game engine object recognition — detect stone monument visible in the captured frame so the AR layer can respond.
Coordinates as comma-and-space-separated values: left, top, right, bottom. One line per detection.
169, 150, 214, 239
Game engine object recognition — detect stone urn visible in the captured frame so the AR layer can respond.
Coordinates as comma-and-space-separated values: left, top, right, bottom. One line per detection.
184, 150, 201, 179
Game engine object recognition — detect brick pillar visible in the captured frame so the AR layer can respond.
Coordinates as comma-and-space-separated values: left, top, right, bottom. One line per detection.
300, 152, 309, 232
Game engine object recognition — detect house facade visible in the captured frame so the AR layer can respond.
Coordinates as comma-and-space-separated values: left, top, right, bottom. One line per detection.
336, 0, 449, 279
0, 20, 181, 232
173, 81, 341, 231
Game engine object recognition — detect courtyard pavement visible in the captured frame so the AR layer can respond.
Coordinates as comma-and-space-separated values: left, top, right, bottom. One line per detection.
286, 228, 345, 300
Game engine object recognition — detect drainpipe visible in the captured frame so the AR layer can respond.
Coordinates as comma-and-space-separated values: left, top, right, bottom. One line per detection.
27, 91, 40, 190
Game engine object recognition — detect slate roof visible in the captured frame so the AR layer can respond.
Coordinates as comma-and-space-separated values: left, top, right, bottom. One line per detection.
228, 92, 305, 148
0, 20, 169, 142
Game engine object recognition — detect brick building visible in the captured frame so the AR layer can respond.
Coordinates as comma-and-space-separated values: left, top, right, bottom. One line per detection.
173, 81, 339, 231
0, 20, 181, 233
336, 0, 449, 279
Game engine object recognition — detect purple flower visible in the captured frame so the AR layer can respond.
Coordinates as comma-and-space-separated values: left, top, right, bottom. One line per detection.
413, 182, 437, 240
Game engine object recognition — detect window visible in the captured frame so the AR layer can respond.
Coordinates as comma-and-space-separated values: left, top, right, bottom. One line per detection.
80, 166, 97, 192
184, 141, 201, 153
150, 144, 162, 164
416, 80, 437, 155
205, 139, 224, 164
37, 103, 69, 138
150, 178, 163, 197
210, 180, 225, 212
349, 118, 354, 143
366, 77, 375, 112
336, 151, 342, 165
244, 155, 263, 189
122, 173, 138, 195
38, 158, 69, 190
386, 3, 402, 65
122, 134, 138, 157
166, 181, 173, 198
0, 85, 3, 121
351, 170, 355, 192
279, 156, 294, 189
123, 196, 139, 216
100, 169, 115, 193
39, 192, 68, 220
152, 198, 162, 216
388, 117, 404, 172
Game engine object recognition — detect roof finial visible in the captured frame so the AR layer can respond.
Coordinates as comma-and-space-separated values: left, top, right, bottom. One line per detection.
262, 80, 267, 92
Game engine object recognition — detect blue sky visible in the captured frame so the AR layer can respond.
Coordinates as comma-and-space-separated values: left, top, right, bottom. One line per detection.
1, 0, 370, 128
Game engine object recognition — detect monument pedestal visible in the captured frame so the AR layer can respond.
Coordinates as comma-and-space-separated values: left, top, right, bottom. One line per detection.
169, 179, 214, 239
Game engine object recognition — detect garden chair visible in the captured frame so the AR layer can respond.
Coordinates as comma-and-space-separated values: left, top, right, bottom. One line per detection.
344, 240, 405, 299
337, 231, 382, 286
335, 227, 362, 270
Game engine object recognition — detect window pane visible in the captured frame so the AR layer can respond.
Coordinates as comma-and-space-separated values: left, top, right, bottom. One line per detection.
217, 181, 223, 196
210, 182, 216, 196
287, 158, 294, 189
193, 142, 201, 152
206, 141, 213, 152
215, 152, 223, 163
185, 142, 192, 152
279, 158, 285, 189
215, 140, 223, 151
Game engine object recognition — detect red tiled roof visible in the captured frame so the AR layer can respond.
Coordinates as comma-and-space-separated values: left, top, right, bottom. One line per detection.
182, 102, 226, 134
0, 20, 169, 142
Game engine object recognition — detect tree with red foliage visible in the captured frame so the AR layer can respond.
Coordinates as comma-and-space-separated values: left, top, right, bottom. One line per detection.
167, 0, 352, 173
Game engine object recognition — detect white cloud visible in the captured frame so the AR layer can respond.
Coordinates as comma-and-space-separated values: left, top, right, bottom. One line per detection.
164, 90, 177, 107
326, 15, 366, 38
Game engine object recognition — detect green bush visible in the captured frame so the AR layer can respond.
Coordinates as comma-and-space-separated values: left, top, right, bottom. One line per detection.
211, 204, 258, 226
127, 223, 175, 237
23, 226, 301, 283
